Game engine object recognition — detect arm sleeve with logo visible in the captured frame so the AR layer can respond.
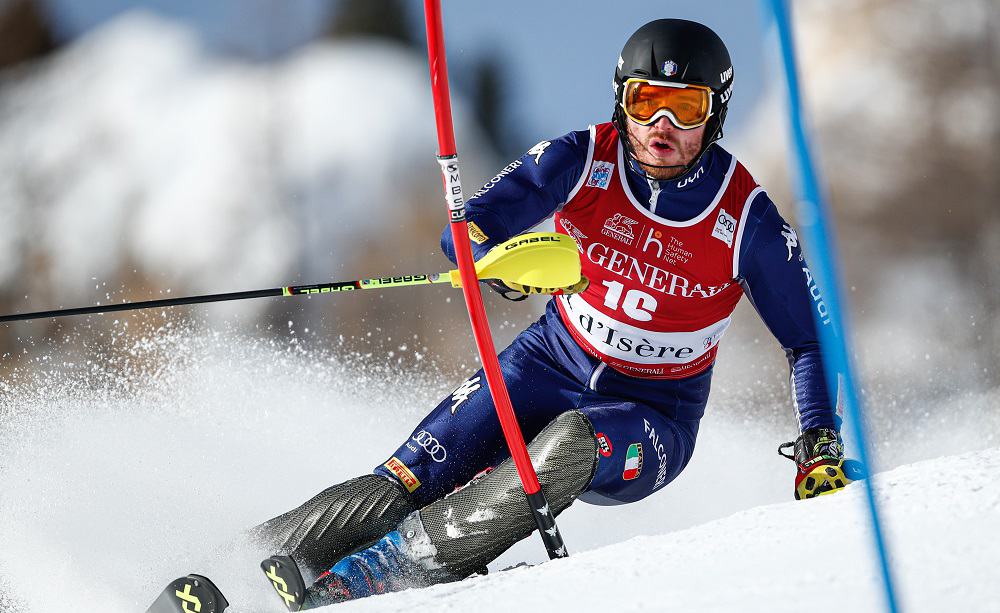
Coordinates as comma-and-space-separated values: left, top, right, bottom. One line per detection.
737, 193, 840, 431
440, 130, 591, 263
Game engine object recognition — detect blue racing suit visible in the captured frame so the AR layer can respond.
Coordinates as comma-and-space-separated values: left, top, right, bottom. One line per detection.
374, 129, 838, 507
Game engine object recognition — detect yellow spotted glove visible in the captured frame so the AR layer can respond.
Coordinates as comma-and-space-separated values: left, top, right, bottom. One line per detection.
484, 277, 590, 302
779, 428, 866, 500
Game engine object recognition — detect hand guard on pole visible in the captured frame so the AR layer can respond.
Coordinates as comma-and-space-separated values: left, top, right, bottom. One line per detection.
486, 276, 590, 302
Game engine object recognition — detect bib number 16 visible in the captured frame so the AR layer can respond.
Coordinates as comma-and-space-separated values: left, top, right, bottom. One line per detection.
601, 280, 657, 322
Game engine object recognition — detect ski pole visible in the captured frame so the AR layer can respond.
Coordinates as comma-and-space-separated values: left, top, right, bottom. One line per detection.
423, 0, 568, 560
0, 232, 580, 324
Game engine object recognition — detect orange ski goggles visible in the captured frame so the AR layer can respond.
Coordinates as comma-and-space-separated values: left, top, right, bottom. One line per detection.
620, 78, 713, 129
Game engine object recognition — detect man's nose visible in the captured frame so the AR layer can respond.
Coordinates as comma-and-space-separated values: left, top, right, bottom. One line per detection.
652, 115, 676, 132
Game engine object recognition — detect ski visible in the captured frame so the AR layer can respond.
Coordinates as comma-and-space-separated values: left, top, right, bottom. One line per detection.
146, 574, 229, 613
261, 555, 307, 612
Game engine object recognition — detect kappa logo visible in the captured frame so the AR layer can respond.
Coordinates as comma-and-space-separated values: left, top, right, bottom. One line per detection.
711, 209, 737, 248
450, 376, 482, 414
527, 141, 551, 164
587, 160, 615, 190
559, 218, 588, 253
601, 213, 638, 245
781, 223, 799, 262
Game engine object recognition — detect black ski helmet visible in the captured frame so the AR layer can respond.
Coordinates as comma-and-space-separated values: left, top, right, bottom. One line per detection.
612, 19, 734, 170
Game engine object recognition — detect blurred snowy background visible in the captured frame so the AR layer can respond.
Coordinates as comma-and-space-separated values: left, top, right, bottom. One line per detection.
0, 1, 998, 610
1, 0, 996, 444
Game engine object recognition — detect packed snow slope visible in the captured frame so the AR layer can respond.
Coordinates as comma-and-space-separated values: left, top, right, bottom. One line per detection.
0, 324, 997, 613
342, 449, 1000, 613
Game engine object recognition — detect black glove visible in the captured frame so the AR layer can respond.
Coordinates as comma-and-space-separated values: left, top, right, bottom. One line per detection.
779, 427, 865, 500
484, 277, 590, 302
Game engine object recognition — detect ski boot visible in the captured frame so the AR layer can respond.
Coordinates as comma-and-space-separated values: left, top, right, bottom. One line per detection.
263, 516, 458, 610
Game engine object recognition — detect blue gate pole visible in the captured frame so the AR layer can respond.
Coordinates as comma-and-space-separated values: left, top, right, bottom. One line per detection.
765, 1, 900, 611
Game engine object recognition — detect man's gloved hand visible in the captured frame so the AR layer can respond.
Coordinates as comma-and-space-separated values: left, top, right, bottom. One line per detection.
779, 427, 866, 500
484, 277, 590, 302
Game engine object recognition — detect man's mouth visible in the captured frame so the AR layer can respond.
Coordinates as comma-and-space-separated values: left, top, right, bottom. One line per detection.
648, 138, 675, 158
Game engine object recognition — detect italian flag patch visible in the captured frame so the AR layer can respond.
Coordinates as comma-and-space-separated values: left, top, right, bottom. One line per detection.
622, 443, 643, 480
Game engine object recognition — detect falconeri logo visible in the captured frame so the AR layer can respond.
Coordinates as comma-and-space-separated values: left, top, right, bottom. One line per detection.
601, 213, 638, 245
643, 419, 669, 490
470, 159, 522, 200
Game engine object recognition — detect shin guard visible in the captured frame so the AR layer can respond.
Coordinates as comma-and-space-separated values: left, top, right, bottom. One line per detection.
250, 474, 416, 582
414, 410, 597, 578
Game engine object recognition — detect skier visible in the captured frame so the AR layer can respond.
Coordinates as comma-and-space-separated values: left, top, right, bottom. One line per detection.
255, 19, 860, 610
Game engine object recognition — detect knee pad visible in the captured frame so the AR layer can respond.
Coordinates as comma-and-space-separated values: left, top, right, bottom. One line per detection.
414, 410, 597, 578
250, 474, 416, 582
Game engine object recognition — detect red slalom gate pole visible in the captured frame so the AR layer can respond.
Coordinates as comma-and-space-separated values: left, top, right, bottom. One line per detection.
422, 0, 567, 560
